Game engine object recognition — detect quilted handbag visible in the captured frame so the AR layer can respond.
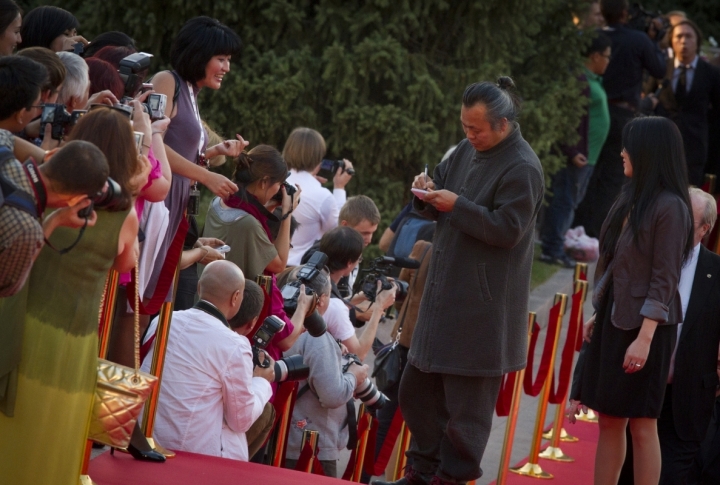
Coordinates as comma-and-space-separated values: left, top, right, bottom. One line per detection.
88, 263, 158, 449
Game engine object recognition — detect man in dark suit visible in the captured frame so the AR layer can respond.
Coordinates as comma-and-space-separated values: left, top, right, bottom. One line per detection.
643, 19, 720, 187
617, 188, 720, 484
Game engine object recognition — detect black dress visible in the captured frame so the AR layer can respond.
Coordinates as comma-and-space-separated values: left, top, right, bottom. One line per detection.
579, 284, 677, 418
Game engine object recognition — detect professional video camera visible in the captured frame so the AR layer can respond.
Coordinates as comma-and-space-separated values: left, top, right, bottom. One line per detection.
342, 353, 388, 411
281, 252, 328, 337
627, 3, 669, 42
39, 104, 86, 141
77, 177, 124, 218
251, 315, 310, 383
359, 256, 419, 303
319, 158, 355, 179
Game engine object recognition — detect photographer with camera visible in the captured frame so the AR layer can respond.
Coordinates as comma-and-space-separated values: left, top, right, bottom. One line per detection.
19, 6, 88, 53
285, 127, 354, 266
0, 56, 110, 298
141, 261, 273, 462
320, 226, 396, 360
282, 262, 370, 477
574, 0, 668, 238
202, 144, 308, 367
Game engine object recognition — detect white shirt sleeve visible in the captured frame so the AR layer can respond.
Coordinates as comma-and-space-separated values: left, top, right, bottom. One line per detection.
323, 297, 356, 342
332, 188, 347, 210
221, 342, 272, 434
319, 191, 341, 233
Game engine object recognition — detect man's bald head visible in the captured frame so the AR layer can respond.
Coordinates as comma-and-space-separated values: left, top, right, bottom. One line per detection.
198, 261, 246, 318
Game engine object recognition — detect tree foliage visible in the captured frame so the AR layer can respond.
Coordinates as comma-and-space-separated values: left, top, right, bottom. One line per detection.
25, 0, 592, 237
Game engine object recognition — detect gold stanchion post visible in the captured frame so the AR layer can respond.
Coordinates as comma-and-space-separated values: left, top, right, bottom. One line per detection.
392, 422, 412, 480
97, 270, 120, 359
540, 281, 588, 462
495, 312, 537, 485
140, 265, 182, 458
300, 430, 320, 473
573, 262, 588, 283
271, 383, 297, 467
351, 405, 372, 482
509, 293, 567, 479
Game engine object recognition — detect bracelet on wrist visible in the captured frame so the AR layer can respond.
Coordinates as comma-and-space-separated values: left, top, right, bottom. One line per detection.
152, 131, 164, 136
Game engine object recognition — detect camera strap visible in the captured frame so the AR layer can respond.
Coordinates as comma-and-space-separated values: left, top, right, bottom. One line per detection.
194, 299, 229, 328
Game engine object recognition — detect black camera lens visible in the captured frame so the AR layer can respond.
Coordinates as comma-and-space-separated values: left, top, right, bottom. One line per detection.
274, 354, 310, 383
303, 310, 327, 338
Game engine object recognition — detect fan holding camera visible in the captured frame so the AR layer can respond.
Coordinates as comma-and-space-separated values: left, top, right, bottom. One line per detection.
284, 127, 355, 266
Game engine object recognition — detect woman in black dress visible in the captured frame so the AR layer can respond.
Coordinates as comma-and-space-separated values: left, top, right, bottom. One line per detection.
575, 117, 694, 485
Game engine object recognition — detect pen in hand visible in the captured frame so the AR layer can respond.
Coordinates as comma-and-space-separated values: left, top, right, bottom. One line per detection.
424, 164, 428, 187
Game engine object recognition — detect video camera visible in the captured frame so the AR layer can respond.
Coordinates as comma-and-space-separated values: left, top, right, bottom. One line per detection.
251, 315, 310, 383
627, 3, 669, 42
319, 158, 355, 179
359, 256, 419, 303
342, 353, 388, 411
39, 104, 86, 141
281, 251, 328, 337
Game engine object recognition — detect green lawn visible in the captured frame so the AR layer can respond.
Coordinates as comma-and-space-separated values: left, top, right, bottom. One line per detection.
531, 244, 561, 290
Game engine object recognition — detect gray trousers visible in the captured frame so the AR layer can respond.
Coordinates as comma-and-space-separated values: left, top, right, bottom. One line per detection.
399, 364, 502, 483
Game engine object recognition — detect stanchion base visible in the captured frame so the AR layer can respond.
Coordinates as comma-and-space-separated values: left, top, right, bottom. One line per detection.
80, 475, 98, 485
576, 409, 599, 423
147, 438, 176, 459
538, 446, 574, 462
542, 427, 579, 442
509, 462, 553, 479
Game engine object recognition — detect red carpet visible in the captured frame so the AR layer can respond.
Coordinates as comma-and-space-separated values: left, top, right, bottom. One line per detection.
88, 450, 349, 485
489, 419, 598, 485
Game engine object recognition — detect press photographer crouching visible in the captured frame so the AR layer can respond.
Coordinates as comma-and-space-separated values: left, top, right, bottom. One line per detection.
141, 261, 273, 461
320, 226, 397, 360
0, 56, 109, 298
282, 262, 376, 477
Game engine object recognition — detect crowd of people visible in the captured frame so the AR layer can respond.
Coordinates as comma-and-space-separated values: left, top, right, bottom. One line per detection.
0, 0, 719, 484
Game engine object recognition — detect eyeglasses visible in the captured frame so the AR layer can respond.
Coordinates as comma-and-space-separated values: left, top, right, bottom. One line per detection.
30, 104, 45, 110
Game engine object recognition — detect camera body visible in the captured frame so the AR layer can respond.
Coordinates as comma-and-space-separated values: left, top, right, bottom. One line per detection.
271, 180, 298, 205
251, 315, 310, 383
319, 158, 355, 179
144, 93, 167, 121
281, 251, 328, 337
118, 52, 153, 98
342, 353, 388, 411
627, 3, 669, 41
359, 257, 412, 303
40, 104, 87, 141
77, 177, 124, 218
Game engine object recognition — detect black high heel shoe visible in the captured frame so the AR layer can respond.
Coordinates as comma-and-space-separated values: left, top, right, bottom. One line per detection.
110, 423, 166, 463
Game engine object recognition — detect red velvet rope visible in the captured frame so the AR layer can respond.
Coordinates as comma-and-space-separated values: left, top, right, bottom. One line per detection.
548, 290, 584, 404
341, 412, 373, 480
495, 371, 518, 417
128, 217, 189, 315
363, 408, 405, 477
523, 302, 561, 397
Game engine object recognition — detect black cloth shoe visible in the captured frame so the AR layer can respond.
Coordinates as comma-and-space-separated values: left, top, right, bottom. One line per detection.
372, 468, 432, 485
539, 252, 576, 268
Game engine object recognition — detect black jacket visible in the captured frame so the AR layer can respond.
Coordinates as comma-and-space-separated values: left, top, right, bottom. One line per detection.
669, 245, 720, 441
647, 59, 720, 186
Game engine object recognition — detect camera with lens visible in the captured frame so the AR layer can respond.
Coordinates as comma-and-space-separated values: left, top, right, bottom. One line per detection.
39, 104, 87, 141
342, 353, 388, 411
281, 251, 328, 337
319, 158, 355, 179
359, 256, 417, 303
251, 315, 310, 383
271, 178, 298, 205
627, 3, 669, 41
77, 177, 124, 218
118, 52, 153, 99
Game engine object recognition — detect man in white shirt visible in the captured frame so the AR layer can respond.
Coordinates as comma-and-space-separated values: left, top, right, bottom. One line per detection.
320, 226, 396, 360
142, 261, 274, 461
284, 127, 354, 266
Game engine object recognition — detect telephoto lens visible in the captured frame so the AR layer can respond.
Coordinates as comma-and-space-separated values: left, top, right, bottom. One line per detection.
273, 354, 310, 383
354, 378, 389, 411
303, 310, 327, 337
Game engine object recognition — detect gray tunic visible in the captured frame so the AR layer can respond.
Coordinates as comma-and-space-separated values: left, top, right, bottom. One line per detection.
409, 125, 544, 376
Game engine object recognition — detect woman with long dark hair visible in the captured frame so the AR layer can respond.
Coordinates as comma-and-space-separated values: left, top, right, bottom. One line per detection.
18, 5, 88, 52
0, 0, 21, 55
202, 145, 310, 367
573, 116, 693, 485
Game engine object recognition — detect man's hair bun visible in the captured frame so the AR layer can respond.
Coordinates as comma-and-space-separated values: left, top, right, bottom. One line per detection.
496, 76, 515, 90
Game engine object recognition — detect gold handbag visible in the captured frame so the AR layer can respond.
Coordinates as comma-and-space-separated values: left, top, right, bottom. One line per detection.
88, 263, 158, 449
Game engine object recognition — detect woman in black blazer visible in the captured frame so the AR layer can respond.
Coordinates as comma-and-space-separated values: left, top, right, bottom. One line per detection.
575, 117, 694, 485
